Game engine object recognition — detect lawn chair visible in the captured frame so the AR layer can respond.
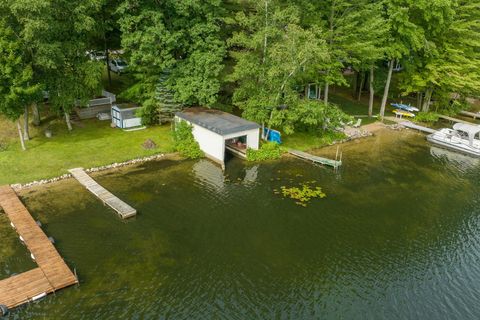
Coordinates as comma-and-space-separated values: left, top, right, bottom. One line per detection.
353, 118, 362, 128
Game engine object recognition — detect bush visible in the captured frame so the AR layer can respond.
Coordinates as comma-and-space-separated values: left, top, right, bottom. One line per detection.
172, 120, 203, 159
414, 112, 439, 123
246, 142, 283, 161
136, 99, 159, 125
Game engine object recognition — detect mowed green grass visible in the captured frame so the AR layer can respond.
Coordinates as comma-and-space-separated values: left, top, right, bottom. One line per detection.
282, 131, 346, 152
0, 116, 174, 185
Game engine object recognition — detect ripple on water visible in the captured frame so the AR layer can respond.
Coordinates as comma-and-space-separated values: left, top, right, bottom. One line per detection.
7, 130, 480, 319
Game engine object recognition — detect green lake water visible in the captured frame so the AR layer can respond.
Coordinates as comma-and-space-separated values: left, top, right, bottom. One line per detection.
2, 130, 480, 319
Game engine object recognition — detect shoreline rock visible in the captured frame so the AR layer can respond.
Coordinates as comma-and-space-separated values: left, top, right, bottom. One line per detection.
11, 154, 166, 191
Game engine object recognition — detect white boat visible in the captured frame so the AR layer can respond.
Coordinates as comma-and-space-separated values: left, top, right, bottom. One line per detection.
427, 123, 480, 157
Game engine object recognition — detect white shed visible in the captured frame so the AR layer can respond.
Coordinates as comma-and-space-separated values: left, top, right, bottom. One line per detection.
112, 104, 142, 129
175, 108, 260, 167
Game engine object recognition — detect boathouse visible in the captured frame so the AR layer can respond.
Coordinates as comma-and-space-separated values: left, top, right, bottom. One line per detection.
175, 108, 260, 166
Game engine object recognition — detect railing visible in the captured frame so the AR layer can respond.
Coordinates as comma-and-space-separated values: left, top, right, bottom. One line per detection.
75, 90, 116, 107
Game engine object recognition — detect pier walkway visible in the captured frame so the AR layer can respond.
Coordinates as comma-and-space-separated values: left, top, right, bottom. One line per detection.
460, 110, 480, 120
69, 168, 136, 219
437, 114, 472, 124
0, 186, 78, 310
400, 121, 437, 134
288, 149, 342, 169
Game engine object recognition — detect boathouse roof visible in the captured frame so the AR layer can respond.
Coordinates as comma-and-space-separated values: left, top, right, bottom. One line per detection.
175, 107, 260, 136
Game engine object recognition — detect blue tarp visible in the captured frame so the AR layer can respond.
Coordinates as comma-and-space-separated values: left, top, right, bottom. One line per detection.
264, 128, 282, 144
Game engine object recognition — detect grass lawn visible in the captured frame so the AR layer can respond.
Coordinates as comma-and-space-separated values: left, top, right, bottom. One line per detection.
0, 115, 174, 185
282, 131, 346, 152
329, 89, 400, 125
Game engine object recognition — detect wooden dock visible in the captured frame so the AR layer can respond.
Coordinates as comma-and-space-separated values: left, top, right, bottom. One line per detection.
69, 168, 136, 219
400, 121, 437, 134
460, 110, 480, 120
437, 114, 473, 124
225, 145, 247, 159
288, 149, 342, 169
0, 185, 78, 311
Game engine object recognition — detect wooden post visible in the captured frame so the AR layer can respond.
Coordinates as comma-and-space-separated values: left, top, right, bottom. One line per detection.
334, 146, 340, 172
16, 120, 26, 151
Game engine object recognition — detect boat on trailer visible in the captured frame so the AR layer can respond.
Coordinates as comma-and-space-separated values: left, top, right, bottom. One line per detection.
427, 123, 480, 157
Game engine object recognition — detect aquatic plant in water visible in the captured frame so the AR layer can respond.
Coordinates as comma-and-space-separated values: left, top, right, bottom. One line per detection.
275, 184, 326, 207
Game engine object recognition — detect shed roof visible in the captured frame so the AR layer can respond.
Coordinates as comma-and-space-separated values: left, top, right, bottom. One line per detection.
176, 108, 260, 136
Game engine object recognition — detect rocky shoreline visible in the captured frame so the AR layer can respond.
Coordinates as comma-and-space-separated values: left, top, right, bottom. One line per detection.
11, 154, 166, 191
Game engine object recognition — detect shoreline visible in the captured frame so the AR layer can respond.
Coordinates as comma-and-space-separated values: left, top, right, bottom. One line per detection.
10, 124, 410, 191
10, 153, 179, 191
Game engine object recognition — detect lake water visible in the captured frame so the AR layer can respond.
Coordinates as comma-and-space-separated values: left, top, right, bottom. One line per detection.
2, 130, 480, 319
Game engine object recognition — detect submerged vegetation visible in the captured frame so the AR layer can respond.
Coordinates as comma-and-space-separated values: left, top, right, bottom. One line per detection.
275, 183, 327, 207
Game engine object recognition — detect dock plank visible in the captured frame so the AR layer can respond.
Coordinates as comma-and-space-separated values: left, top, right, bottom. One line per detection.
69, 168, 136, 219
0, 186, 78, 310
288, 149, 342, 168
400, 121, 437, 134
437, 114, 473, 124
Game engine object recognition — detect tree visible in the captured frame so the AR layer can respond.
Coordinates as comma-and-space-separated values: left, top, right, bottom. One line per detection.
297, 0, 387, 105
379, 0, 426, 118
0, 18, 42, 150
229, 0, 334, 134
91, 0, 123, 87
3, 0, 102, 132
399, 0, 480, 112
119, 0, 226, 122
42, 0, 103, 130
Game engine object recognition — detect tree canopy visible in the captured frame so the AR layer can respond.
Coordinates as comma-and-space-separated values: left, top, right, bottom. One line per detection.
1, 0, 480, 148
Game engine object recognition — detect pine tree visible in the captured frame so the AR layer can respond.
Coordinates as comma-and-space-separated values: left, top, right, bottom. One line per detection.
155, 72, 183, 124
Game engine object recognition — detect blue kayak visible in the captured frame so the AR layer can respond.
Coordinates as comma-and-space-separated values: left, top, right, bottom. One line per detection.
391, 103, 419, 112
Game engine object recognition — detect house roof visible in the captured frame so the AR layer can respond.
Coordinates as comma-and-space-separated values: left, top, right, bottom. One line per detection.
175, 108, 260, 136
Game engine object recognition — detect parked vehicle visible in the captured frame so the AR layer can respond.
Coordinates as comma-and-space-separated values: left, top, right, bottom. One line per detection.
87, 50, 106, 61
108, 59, 128, 74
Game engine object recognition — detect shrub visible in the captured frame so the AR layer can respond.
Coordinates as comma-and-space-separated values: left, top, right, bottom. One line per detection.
172, 120, 203, 159
414, 112, 439, 123
271, 100, 354, 135
246, 142, 283, 161
136, 99, 159, 125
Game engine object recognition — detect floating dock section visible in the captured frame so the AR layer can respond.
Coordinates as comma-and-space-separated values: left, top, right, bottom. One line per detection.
400, 121, 437, 134
69, 168, 136, 219
0, 185, 78, 310
288, 149, 342, 169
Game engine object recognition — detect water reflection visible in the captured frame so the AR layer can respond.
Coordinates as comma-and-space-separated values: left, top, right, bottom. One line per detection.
192, 159, 226, 190
430, 146, 480, 172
